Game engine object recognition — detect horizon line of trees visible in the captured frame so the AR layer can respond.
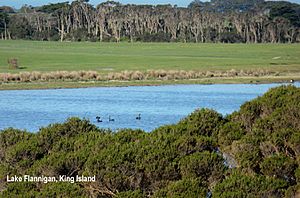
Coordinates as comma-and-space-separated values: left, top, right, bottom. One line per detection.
0, 0, 300, 43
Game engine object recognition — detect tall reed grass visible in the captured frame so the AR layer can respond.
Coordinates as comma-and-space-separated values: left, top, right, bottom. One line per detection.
0, 69, 274, 83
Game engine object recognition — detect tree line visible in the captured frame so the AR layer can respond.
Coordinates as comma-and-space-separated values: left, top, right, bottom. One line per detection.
0, 0, 300, 43
0, 85, 300, 197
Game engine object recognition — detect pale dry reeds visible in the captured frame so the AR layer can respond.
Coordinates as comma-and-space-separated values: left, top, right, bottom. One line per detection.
0, 69, 274, 83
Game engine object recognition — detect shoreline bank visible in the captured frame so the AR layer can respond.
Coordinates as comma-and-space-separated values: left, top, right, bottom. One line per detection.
0, 76, 299, 91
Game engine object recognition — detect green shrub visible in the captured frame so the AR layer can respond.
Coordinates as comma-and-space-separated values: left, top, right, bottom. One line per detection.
218, 122, 245, 147
153, 178, 207, 198
179, 151, 225, 182
213, 171, 288, 197
260, 155, 297, 183
179, 108, 223, 136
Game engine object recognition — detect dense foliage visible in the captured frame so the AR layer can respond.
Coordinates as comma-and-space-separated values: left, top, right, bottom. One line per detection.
0, 85, 299, 197
0, 0, 300, 42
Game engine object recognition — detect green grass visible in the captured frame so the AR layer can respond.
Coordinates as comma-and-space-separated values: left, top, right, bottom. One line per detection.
0, 40, 300, 73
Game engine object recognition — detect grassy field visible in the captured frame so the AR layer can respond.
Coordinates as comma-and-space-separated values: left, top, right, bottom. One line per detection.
0, 40, 299, 90
0, 40, 300, 73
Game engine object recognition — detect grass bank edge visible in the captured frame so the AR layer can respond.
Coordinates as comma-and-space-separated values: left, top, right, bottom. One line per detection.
0, 76, 299, 91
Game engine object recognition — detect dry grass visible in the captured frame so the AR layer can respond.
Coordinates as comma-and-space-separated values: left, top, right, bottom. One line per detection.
7, 58, 19, 69
0, 69, 275, 83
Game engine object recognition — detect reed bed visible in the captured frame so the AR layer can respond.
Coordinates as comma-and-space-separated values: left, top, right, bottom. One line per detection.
0, 69, 275, 83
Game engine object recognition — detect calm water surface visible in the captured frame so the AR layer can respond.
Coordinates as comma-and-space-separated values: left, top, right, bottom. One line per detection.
0, 83, 298, 132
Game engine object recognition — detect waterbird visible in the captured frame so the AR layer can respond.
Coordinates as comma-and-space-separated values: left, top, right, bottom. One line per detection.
108, 116, 115, 122
136, 113, 141, 120
290, 79, 294, 83
96, 116, 102, 122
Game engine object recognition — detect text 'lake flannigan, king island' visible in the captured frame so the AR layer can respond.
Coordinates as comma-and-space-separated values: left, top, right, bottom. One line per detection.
6, 175, 96, 184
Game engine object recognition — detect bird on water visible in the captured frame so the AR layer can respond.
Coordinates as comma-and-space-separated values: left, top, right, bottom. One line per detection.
96, 116, 102, 122
136, 113, 141, 120
109, 116, 115, 122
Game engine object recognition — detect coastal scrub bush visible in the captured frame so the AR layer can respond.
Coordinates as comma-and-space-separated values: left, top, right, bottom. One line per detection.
179, 151, 225, 182
179, 108, 223, 136
153, 178, 208, 198
260, 154, 297, 183
213, 170, 289, 197
217, 122, 245, 147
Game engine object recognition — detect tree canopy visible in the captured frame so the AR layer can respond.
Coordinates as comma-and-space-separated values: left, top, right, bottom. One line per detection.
0, 0, 299, 42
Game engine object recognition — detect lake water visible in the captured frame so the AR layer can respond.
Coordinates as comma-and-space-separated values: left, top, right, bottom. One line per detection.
0, 83, 298, 132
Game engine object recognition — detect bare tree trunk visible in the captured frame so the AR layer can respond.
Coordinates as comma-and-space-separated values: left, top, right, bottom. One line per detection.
129, 27, 133, 43
7, 31, 11, 40
80, 2, 91, 34
65, 14, 71, 34
4, 21, 7, 40
190, 27, 197, 43
36, 13, 42, 32
61, 21, 64, 42
99, 27, 103, 42
58, 16, 65, 42
95, 23, 98, 38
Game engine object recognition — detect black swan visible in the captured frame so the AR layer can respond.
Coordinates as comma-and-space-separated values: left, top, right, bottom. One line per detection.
136, 114, 141, 120
109, 116, 115, 122
96, 116, 102, 122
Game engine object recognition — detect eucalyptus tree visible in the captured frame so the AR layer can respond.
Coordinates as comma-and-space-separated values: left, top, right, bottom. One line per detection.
2, 0, 300, 43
